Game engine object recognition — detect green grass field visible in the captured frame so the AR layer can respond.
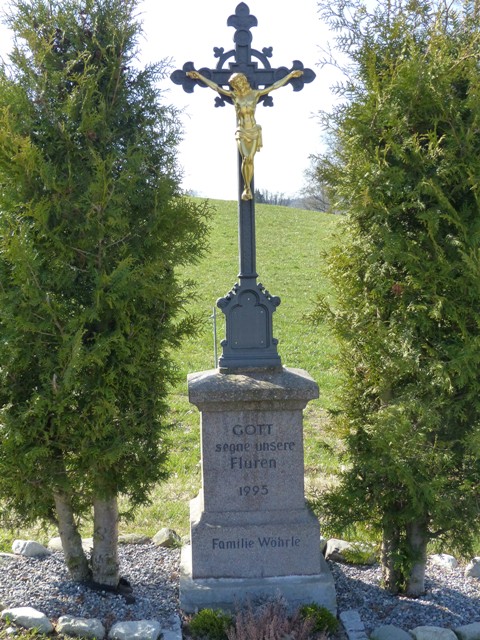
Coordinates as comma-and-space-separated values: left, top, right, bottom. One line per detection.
0, 199, 342, 547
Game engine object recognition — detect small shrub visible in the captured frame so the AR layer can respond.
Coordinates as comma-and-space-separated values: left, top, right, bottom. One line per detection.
299, 602, 339, 635
188, 608, 233, 640
227, 599, 328, 640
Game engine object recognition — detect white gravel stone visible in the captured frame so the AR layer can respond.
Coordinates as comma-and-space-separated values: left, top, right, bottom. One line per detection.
118, 534, 151, 545
48, 536, 94, 553
47, 537, 64, 552
81, 537, 94, 552
1, 606, 54, 634
455, 622, 480, 640
152, 528, 181, 548
325, 538, 376, 564
370, 625, 413, 640
339, 610, 368, 639
160, 614, 182, 640
108, 620, 161, 640
429, 554, 458, 570
465, 557, 480, 578
12, 540, 51, 557
57, 615, 106, 639
410, 626, 457, 640
5, 626, 18, 636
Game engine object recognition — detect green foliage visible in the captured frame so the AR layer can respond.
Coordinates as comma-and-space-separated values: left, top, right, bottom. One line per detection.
0, 0, 210, 530
315, 0, 480, 592
188, 609, 233, 640
298, 602, 339, 634
341, 544, 377, 566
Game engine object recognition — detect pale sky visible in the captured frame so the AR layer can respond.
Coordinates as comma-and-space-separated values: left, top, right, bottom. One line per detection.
0, 0, 338, 200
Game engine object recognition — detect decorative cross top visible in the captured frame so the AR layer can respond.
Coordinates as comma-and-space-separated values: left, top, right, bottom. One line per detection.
171, 3, 315, 107
171, 3, 315, 372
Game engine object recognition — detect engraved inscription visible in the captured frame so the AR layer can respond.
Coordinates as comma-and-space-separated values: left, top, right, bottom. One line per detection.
212, 536, 301, 550
214, 425, 296, 469
231, 456, 276, 469
212, 422, 298, 501
239, 485, 268, 496
232, 424, 273, 436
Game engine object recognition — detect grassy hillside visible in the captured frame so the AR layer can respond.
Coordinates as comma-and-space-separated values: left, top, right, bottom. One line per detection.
0, 199, 342, 547
175, 199, 340, 398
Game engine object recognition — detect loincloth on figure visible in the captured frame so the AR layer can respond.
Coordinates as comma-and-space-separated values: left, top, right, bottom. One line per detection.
235, 124, 263, 151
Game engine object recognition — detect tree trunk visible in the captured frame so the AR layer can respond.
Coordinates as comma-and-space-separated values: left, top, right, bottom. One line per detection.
405, 519, 428, 597
53, 490, 91, 581
381, 524, 401, 594
91, 495, 119, 587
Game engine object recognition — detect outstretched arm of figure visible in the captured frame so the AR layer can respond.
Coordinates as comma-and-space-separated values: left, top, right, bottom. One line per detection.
186, 70, 231, 97
257, 70, 304, 98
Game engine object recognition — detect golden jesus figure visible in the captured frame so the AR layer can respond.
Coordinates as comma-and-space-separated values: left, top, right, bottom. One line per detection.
187, 69, 304, 200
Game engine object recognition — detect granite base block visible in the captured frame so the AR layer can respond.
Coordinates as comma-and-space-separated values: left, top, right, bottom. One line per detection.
180, 545, 336, 615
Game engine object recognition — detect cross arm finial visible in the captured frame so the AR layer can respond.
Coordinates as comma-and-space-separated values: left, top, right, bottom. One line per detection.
171, 3, 315, 108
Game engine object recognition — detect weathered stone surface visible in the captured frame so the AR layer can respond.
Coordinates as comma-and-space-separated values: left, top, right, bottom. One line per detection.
410, 627, 457, 640
325, 538, 351, 561
325, 538, 376, 564
12, 540, 51, 558
455, 622, 480, 640
339, 610, 368, 640
370, 625, 413, 640
180, 544, 337, 614
118, 533, 151, 545
1, 607, 54, 634
153, 528, 181, 548
108, 620, 161, 640
200, 410, 305, 514
57, 616, 105, 639
190, 494, 323, 579
182, 367, 335, 613
429, 553, 458, 570
465, 557, 480, 578
188, 367, 319, 408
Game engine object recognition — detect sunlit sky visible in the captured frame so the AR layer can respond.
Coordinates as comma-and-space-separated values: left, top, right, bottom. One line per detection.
0, 1, 340, 200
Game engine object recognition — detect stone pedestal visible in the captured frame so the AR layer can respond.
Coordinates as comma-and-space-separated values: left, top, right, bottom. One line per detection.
180, 367, 336, 613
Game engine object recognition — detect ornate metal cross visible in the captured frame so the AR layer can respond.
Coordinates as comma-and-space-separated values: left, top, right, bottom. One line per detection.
172, 3, 315, 371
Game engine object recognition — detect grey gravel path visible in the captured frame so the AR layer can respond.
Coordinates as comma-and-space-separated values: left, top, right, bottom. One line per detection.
1, 545, 479, 637
330, 558, 480, 634
0, 544, 180, 630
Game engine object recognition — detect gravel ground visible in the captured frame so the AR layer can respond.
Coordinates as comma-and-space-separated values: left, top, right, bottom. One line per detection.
0, 544, 180, 631
1, 545, 479, 636
330, 557, 480, 634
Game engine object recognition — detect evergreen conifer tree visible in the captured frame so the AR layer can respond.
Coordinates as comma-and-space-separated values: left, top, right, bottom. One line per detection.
314, 0, 480, 595
0, 0, 210, 588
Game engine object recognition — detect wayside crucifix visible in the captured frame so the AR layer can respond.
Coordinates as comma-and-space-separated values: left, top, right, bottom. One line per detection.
171, 3, 315, 371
